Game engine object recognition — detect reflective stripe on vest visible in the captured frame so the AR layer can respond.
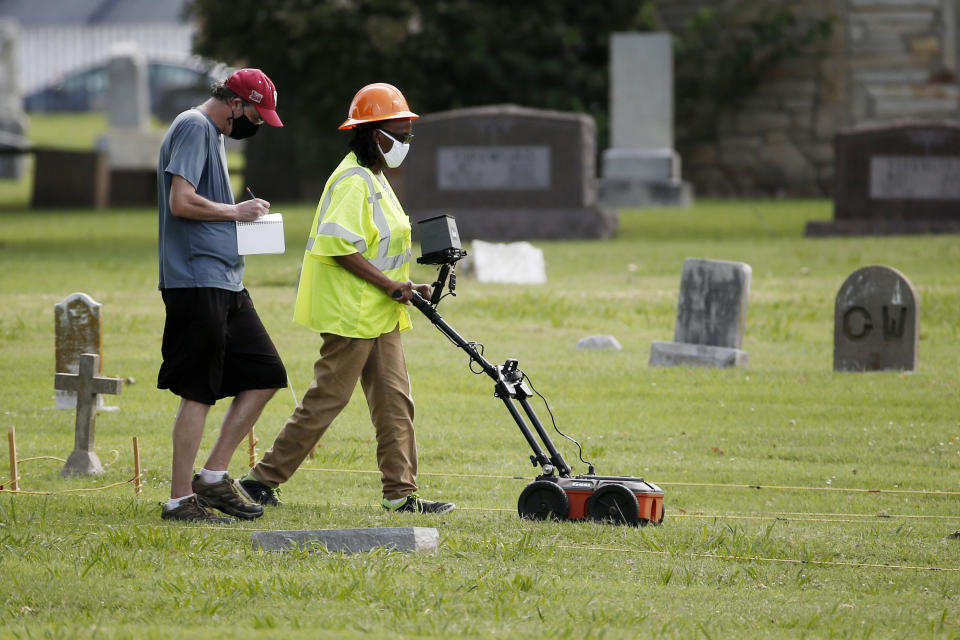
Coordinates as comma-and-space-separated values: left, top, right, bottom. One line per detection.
306, 167, 409, 272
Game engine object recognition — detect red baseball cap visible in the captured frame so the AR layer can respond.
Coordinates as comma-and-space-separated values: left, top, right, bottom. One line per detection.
225, 68, 283, 127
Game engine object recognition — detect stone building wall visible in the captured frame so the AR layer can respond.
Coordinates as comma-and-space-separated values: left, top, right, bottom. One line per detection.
653, 0, 959, 196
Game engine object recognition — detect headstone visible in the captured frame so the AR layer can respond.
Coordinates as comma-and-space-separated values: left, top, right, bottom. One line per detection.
0, 19, 28, 179
54, 353, 122, 476
55, 293, 104, 409
576, 335, 622, 350
806, 122, 960, 236
403, 104, 617, 241
650, 258, 751, 368
32, 150, 109, 209
98, 43, 165, 207
252, 527, 439, 554
834, 265, 919, 371
464, 240, 547, 284
106, 45, 150, 130
598, 33, 692, 208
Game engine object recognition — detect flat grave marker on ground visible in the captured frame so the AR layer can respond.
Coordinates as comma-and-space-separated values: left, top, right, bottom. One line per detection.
466, 240, 547, 284
252, 527, 439, 554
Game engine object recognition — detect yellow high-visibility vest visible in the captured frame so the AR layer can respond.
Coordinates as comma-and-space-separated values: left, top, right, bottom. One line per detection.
293, 153, 412, 338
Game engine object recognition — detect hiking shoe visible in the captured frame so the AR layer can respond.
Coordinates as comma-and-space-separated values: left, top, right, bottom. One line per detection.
160, 495, 235, 524
383, 493, 456, 514
192, 473, 264, 519
238, 476, 282, 507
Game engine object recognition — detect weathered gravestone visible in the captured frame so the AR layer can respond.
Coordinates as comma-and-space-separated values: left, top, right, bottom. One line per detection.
402, 104, 616, 241
650, 258, 751, 368
0, 19, 28, 180
834, 265, 918, 371
54, 353, 122, 476
252, 527, 439, 554
806, 122, 960, 236
598, 32, 692, 208
55, 293, 105, 409
99, 43, 163, 207
465, 240, 547, 284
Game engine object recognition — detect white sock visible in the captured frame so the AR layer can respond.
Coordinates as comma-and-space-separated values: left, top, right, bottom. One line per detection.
200, 468, 228, 483
165, 494, 195, 510
386, 497, 407, 506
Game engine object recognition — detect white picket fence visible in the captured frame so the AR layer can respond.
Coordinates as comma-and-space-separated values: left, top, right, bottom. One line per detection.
19, 23, 199, 94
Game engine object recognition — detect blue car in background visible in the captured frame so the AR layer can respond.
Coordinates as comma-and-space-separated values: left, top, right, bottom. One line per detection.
25, 60, 218, 121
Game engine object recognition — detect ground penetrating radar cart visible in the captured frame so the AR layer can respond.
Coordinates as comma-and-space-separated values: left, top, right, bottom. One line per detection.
409, 216, 664, 526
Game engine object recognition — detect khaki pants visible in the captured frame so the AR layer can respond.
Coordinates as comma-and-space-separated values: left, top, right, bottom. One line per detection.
251, 328, 417, 499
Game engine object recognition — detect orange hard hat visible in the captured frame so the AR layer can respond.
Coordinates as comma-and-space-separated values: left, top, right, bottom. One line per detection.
338, 83, 419, 130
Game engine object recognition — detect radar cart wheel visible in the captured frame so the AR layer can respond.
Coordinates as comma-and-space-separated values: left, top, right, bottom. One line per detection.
518, 480, 570, 521
587, 484, 641, 526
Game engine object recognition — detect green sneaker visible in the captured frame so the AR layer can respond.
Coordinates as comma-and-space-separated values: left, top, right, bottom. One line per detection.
382, 493, 456, 514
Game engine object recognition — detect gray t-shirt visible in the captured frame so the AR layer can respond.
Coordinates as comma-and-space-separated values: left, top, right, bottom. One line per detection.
157, 108, 243, 291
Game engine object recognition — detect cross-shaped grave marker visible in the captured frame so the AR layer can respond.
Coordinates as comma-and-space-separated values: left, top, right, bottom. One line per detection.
54, 353, 122, 476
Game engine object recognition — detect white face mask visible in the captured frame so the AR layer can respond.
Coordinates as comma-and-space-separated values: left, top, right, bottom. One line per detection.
377, 129, 411, 168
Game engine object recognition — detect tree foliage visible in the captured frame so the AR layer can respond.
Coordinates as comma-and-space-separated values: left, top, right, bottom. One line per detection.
188, 0, 653, 198
673, 2, 834, 144
187, 0, 831, 200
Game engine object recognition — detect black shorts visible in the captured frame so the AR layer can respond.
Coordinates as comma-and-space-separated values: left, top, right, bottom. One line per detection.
158, 287, 287, 405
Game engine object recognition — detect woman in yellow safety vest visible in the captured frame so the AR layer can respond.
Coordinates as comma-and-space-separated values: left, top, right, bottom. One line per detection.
239, 83, 456, 514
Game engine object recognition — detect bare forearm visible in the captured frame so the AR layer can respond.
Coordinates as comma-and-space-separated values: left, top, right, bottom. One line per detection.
333, 253, 432, 304
171, 189, 241, 221
168, 174, 268, 222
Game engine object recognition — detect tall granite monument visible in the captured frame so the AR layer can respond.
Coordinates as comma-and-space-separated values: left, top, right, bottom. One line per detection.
599, 32, 691, 208
0, 19, 28, 179
98, 43, 165, 207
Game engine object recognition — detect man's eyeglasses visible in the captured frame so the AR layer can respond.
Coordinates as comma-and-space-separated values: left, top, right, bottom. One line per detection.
379, 129, 414, 145
242, 101, 264, 125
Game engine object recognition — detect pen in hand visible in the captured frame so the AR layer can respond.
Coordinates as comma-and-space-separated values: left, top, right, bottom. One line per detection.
243, 185, 270, 220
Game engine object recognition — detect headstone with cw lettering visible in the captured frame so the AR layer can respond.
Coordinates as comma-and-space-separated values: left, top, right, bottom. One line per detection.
55, 353, 122, 476
403, 104, 616, 241
834, 265, 918, 371
55, 293, 104, 410
806, 122, 960, 236
650, 258, 751, 368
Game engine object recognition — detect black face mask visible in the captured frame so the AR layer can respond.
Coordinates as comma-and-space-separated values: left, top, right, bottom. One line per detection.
227, 107, 261, 140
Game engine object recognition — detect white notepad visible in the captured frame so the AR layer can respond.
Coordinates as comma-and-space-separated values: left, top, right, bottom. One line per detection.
237, 213, 285, 255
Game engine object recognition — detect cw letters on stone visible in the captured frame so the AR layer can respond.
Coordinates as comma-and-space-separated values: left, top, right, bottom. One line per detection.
834, 265, 918, 372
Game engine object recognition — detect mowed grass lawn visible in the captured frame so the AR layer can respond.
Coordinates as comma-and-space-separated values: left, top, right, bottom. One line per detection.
1, 198, 959, 639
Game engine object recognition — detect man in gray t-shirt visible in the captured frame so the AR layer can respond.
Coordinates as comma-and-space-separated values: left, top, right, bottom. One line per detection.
156, 68, 287, 524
